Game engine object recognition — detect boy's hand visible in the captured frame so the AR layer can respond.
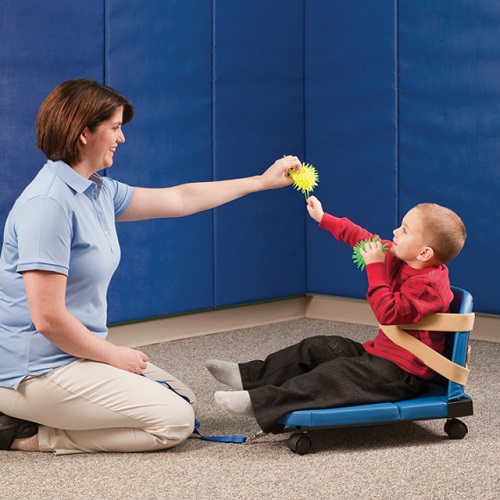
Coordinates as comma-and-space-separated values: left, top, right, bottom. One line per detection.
359, 239, 386, 265
306, 196, 324, 222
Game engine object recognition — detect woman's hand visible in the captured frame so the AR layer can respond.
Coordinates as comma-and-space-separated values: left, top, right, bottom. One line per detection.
306, 195, 324, 222
259, 155, 301, 190
112, 346, 149, 374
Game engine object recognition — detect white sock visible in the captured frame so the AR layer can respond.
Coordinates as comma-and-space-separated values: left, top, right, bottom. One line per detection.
214, 391, 254, 418
205, 360, 243, 390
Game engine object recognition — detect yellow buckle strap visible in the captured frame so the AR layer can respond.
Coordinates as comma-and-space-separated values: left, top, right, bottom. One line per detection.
380, 313, 475, 386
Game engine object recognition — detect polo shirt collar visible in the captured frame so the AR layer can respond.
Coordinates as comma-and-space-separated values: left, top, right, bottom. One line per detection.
47, 160, 103, 196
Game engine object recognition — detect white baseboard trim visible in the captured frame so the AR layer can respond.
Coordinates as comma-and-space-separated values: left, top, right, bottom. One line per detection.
108, 295, 500, 347
108, 297, 306, 347
305, 294, 377, 326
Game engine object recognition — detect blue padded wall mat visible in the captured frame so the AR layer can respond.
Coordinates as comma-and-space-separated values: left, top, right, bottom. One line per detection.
104, 1, 214, 322
304, 1, 398, 299
398, 0, 500, 313
212, 0, 306, 307
0, 1, 104, 239
2, 1, 499, 320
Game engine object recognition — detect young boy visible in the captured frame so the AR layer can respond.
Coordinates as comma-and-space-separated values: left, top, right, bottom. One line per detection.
207, 196, 467, 433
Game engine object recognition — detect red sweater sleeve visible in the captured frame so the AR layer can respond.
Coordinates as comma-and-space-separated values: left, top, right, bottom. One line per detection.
319, 213, 374, 247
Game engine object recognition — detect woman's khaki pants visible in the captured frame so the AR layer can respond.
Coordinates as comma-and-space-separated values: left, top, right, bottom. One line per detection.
0, 359, 196, 455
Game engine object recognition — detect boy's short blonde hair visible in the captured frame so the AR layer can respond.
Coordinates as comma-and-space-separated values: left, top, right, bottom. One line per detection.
415, 203, 466, 264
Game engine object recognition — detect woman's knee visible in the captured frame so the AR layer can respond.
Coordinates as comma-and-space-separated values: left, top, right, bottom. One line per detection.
184, 388, 198, 412
157, 401, 196, 447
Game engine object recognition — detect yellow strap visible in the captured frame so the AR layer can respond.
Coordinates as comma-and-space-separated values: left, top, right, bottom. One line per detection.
380, 313, 475, 386
397, 313, 475, 332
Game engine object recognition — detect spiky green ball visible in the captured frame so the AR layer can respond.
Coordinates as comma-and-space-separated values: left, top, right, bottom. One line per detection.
352, 237, 388, 271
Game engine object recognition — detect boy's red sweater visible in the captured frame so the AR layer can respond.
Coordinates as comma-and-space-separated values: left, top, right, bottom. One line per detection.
319, 213, 453, 380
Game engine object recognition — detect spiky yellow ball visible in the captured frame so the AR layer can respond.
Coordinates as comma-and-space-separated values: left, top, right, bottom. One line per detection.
289, 162, 319, 198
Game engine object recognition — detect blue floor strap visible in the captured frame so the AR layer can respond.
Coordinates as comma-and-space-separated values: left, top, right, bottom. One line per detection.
192, 424, 247, 444
154, 378, 247, 444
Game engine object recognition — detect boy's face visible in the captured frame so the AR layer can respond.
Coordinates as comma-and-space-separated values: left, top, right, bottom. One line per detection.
391, 208, 427, 265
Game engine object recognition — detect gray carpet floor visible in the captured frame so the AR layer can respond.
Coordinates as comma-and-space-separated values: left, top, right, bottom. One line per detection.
2, 319, 499, 500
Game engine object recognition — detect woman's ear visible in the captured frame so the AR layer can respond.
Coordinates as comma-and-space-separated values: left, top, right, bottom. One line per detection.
79, 127, 90, 145
417, 246, 435, 262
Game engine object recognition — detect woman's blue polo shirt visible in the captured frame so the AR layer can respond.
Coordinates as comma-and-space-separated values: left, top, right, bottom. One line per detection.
0, 160, 134, 389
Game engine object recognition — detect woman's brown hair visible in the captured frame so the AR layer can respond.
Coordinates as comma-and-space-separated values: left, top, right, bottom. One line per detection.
36, 79, 134, 166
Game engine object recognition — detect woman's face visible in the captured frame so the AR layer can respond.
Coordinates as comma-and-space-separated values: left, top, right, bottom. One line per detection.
81, 107, 125, 172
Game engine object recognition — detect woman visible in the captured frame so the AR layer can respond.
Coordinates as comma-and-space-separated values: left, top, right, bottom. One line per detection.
0, 79, 301, 454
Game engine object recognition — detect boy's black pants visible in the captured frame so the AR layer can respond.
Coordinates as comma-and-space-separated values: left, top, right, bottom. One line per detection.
239, 335, 427, 433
